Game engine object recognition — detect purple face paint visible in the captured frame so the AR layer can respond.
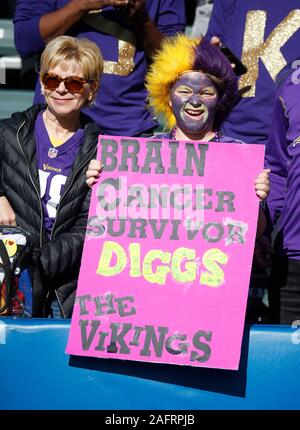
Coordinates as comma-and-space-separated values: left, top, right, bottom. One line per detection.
170, 71, 219, 137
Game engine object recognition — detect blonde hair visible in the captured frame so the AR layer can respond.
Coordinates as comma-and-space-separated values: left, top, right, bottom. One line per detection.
145, 34, 200, 129
40, 36, 104, 103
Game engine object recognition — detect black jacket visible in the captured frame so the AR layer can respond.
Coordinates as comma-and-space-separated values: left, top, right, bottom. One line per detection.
0, 104, 100, 317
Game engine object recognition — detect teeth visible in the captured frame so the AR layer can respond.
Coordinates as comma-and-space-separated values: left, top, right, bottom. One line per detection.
185, 109, 203, 116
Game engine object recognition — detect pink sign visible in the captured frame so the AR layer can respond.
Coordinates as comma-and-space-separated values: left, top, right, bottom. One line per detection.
66, 136, 265, 370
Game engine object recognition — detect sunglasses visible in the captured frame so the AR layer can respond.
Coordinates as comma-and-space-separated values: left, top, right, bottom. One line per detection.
42, 72, 96, 94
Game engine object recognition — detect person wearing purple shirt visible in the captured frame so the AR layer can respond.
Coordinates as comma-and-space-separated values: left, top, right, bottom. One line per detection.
13, 0, 186, 137
145, 34, 269, 233
265, 65, 300, 324
205, 0, 300, 145
86, 34, 271, 324
0, 36, 103, 318
87, 35, 270, 237
35, 111, 84, 238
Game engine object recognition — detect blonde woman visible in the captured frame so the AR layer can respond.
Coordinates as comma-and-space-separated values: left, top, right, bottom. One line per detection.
0, 35, 103, 317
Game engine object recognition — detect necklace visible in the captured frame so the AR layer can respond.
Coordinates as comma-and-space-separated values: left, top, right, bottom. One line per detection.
43, 110, 79, 140
171, 127, 220, 142
43, 112, 77, 158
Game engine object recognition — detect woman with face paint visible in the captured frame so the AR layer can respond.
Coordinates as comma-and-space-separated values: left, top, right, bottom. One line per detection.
87, 37, 269, 192
168, 70, 219, 142
143, 34, 270, 237
146, 34, 243, 144
143, 35, 269, 244
83, 34, 270, 329
86, 35, 270, 234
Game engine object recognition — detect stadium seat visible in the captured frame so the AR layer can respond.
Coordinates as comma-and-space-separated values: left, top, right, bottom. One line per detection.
0, 89, 34, 119
0, 19, 18, 56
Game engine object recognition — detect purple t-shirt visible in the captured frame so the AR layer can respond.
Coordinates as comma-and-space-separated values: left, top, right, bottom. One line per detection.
206, 0, 300, 145
14, 0, 186, 136
35, 112, 84, 237
265, 69, 300, 259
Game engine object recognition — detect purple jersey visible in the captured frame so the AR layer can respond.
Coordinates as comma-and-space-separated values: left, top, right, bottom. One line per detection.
206, 0, 300, 145
265, 69, 300, 259
14, 0, 186, 136
35, 112, 84, 237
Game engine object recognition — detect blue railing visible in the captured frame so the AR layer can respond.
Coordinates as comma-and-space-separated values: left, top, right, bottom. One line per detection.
0, 318, 299, 410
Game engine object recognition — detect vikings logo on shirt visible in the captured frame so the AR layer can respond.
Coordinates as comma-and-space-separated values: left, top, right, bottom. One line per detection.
48, 147, 58, 159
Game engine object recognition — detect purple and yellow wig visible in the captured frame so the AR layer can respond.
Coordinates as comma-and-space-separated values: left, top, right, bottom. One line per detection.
146, 34, 238, 130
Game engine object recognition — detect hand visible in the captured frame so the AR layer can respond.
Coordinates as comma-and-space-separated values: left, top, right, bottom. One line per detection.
210, 37, 237, 70
210, 36, 222, 47
86, 159, 102, 188
255, 169, 271, 201
0, 196, 16, 226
